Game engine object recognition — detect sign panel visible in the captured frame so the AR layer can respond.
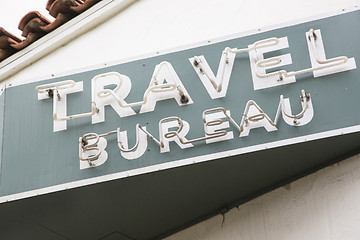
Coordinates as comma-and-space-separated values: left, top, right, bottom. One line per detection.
1, 9, 360, 202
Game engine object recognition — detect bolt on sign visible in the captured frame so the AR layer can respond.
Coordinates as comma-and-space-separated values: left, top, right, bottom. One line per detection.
0, 8, 359, 202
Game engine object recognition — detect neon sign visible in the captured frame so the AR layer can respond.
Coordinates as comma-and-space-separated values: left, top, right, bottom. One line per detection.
34, 28, 355, 169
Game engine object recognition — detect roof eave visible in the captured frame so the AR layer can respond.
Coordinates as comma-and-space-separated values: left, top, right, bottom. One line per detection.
0, 0, 138, 83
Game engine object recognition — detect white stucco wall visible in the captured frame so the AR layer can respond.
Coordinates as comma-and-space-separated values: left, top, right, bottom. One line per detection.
166, 154, 360, 240
1, 0, 360, 239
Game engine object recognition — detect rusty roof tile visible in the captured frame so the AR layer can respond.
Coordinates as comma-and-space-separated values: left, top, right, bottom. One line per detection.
0, 28, 22, 62
10, 32, 43, 50
46, 0, 85, 11
19, 12, 51, 37
40, 13, 73, 32
0, 49, 16, 62
70, 0, 101, 13
0, 27, 22, 43
19, 11, 52, 31
48, 0, 81, 18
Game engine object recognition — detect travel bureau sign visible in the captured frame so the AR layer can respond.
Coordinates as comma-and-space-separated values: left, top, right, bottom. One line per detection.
2, 10, 360, 202
34, 28, 356, 169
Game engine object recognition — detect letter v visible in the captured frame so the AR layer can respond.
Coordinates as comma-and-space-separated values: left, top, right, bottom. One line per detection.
189, 49, 236, 99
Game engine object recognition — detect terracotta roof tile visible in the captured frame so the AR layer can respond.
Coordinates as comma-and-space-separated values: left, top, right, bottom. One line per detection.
48, 0, 81, 18
19, 11, 52, 31
19, 12, 51, 37
0, 27, 22, 43
0, 28, 22, 62
0, 0, 101, 63
70, 0, 100, 13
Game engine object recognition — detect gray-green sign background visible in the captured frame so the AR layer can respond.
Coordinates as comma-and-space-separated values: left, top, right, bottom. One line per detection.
1, 10, 360, 198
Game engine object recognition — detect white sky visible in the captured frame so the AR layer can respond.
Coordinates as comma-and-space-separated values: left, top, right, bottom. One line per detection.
0, 0, 53, 37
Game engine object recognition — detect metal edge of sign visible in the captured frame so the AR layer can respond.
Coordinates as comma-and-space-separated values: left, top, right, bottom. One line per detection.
0, 89, 5, 180
7, 5, 360, 88
1, 7, 359, 203
0, 124, 359, 204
